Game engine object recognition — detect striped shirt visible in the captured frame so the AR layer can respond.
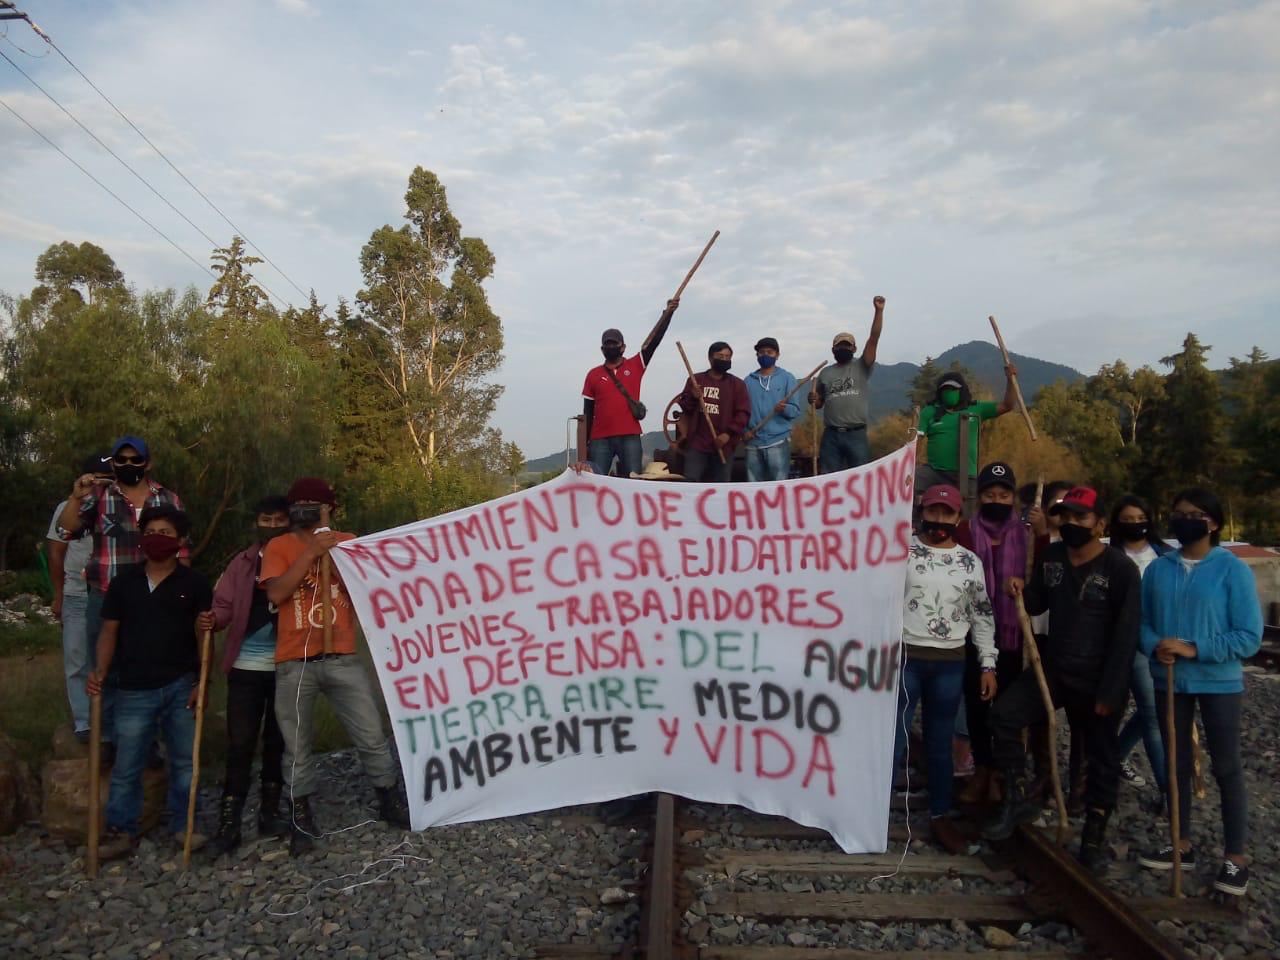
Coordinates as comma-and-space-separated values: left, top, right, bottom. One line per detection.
60, 479, 188, 593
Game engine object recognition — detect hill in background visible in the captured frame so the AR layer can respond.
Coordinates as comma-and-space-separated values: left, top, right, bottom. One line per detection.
523, 341, 1085, 474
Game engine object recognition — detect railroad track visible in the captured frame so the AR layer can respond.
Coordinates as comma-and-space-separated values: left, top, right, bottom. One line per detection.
537, 796, 1244, 960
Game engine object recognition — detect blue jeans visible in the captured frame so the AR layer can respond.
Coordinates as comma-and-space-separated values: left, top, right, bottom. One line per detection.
61, 592, 91, 734
819, 426, 870, 473
745, 440, 790, 482
85, 590, 116, 743
106, 674, 197, 836
893, 655, 966, 817
587, 434, 643, 478
1118, 652, 1167, 791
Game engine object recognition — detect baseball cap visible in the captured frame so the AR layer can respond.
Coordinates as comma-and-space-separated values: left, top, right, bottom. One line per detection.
1050, 486, 1103, 517
286, 477, 337, 506
600, 328, 624, 346
921, 483, 963, 511
832, 332, 856, 347
754, 337, 780, 352
82, 453, 112, 476
938, 376, 963, 390
111, 435, 149, 460
977, 461, 1016, 492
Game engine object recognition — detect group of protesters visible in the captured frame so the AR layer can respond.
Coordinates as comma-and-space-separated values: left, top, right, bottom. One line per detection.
47, 437, 410, 863
574, 293, 1262, 897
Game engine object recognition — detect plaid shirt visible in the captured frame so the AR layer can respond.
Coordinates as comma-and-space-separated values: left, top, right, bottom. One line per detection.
60, 479, 189, 593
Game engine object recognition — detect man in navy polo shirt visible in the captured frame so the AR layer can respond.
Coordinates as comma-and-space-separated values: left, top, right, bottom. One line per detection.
576, 296, 680, 477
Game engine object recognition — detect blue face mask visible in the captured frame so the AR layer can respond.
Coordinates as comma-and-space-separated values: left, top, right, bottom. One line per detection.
758, 355, 777, 369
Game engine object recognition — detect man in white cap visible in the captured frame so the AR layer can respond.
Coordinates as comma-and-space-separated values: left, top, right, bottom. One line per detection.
810, 296, 885, 472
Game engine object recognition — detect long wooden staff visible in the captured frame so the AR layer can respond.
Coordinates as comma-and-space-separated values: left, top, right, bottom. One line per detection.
1014, 595, 1068, 844
86, 693, 101, 878
320, 504, 334, 655
988, 315, 1037, 441
744, 361, 827, 443
1026, 477, 1044, 580
675, 341, 726, 464
182, 628, 213, 868
1166, 661, 1182, 896
810, 392, 819, 477
673, 231, 720, 300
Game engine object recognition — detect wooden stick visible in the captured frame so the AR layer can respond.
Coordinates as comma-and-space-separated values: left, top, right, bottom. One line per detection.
744, 361, 827, 443
1191, 723, 1206, 799
320, 504, 333, 655
675, 341, 726, 464
183, 629, 213, 868
1014, 595, 1068, 845
1026, 476, 1044, 580
673, 231, 720, 300
1166, 661, 1182, 896
86, 693, 101, 878
988, 315, 1038, 441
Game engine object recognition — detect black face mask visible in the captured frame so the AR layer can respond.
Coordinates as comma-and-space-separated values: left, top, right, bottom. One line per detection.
113, 464, 145, 486
833, 347, 854, 364
710, 358, 732, 374
288, 504, 323, 528
979, 501, 1013, 524
1059, 522, 1094, 549
257, 525, 287, 542
1170, 516, 1210, 546
601, 345, 624, 363
920, 520, 957, 543
1113, 521, 1149, 544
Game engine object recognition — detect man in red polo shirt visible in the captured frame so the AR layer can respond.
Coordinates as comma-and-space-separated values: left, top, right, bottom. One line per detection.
576, 296, 680, 476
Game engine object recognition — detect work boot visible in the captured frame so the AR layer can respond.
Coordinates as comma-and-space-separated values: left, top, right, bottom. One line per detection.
206, 793, 244, 858
376, 785, 411, 829
1078, 806, 1112, 874
981, 769, 1041, 841
957, 766, 992, 805
258, 782, 289, 838
289, 796, 317, 857
930, 815, 968, 855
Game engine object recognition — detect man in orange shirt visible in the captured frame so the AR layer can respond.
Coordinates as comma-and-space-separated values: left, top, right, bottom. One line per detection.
262, 477, 410, 856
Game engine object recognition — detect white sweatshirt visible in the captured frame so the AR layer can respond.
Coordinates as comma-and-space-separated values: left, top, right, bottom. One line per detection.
902, 536, 997, 668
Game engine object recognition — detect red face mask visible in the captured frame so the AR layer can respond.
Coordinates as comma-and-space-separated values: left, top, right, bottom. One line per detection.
140, 533, 181, 561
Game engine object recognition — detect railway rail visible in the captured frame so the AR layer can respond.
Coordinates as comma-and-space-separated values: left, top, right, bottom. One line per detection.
537, 795, 1245, 960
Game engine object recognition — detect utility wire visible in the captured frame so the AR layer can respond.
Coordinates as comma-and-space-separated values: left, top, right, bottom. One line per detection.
6, 4, 310, 303
0, 47, 288, 308
0, 95, 215, 280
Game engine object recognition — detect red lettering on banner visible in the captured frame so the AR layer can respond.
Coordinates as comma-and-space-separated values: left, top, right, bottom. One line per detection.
803, 734, 837, 796
659, 717, 680, 755
694, 722, 727, 763
754, 728, 796, 779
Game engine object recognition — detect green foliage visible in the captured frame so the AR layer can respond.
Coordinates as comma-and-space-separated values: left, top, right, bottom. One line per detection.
0, 167, 515, 574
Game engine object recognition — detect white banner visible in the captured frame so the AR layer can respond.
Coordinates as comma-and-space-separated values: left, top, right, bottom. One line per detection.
333, 443, 915, 852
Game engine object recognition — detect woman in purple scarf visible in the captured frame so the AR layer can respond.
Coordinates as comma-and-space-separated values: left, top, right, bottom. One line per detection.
956, 462, 1028, 803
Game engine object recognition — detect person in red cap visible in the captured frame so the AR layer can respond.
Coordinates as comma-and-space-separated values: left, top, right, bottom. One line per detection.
982, 486, 1141, 875
576, 297, 681, 477
894, 483, 998, 853
261, 477, 411, 856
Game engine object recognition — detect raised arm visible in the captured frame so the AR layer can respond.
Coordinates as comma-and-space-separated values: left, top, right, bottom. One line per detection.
640, 297, 680, 366
996, 363, 1019, 415
860, 295, 885, 369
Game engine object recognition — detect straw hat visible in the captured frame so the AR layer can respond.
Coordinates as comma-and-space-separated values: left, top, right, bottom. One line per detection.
630, 461, 684, 481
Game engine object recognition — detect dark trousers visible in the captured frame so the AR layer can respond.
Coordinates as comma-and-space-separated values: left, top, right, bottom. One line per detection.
223, 668, 285, 797
1160, 692, 1247, 854
991, 669, 1121, 810
964, 645, 1023, 766
683, 447, 732, 483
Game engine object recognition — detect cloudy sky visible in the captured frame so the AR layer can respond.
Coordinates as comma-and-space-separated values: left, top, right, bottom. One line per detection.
1, 1, 1276, 457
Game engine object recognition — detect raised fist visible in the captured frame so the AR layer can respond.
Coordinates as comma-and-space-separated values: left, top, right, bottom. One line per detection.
873, 296, 886, 310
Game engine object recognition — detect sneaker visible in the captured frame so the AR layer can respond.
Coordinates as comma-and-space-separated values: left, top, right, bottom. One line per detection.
1138, 843, 1195, 871
1214, 860, 1249, 896
98, 827, 138, 861
1120, 760, 1147, 787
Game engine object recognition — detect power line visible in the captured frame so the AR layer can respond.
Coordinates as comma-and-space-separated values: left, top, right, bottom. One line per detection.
0, 94, 216, 280
5, 2, 311, 303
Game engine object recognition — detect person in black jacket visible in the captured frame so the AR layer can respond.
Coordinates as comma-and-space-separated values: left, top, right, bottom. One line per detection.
981, 487, 1140, 872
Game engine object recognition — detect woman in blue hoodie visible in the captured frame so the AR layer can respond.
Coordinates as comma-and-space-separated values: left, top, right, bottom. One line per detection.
1136, 488, 1262, 897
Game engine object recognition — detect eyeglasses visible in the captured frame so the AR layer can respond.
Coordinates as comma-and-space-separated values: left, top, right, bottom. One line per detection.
113, 455, 145, 466
1170, 510, 1210, 521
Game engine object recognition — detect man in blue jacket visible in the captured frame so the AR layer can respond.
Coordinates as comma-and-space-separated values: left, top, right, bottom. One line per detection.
742, 337, 800, 481
1136, 487, 1262, 896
